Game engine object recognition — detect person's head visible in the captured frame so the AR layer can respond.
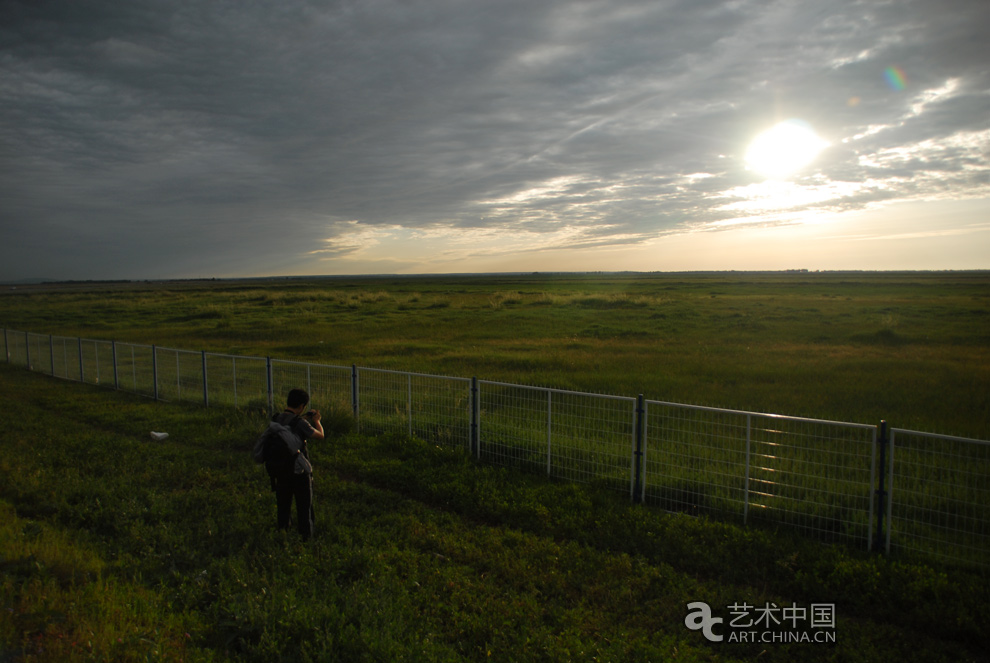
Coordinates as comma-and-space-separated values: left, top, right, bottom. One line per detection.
287, 388, 310, 410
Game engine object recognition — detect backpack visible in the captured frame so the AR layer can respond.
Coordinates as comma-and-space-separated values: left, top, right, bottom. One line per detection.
253, 415, 304, 491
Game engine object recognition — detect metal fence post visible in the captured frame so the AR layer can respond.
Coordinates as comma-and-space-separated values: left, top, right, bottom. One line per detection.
152, 345, 159, 401
112, 341, 119, 390
130, 345, 137, 389
78, 337, 84, 382
744, 414, 751, 524
407, 373, 413, 438
24, 331, 30, 370
874, 420, 888, 554
470, 377, 479, 458
202, 350, 209, 407
885, 427, 895, 555
633, 394, 645, 503
49, 335, 55, 376
266, 357, 274, 415
546, 390, 553, 476
351, 364, 359, 424
2, 328, 7, 362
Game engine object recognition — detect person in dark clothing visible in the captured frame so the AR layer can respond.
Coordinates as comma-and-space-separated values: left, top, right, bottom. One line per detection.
270, 388, 325, 539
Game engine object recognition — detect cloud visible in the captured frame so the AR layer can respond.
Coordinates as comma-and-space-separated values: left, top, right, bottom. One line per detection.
1, 0, 989, 279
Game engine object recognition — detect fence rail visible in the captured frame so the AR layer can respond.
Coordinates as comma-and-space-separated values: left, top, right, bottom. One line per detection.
3, 327, 987, 572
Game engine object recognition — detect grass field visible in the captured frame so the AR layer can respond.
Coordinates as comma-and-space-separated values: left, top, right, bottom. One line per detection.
3, 271, 989, 437
1, 272, 989, 659
1, 363, 989, 662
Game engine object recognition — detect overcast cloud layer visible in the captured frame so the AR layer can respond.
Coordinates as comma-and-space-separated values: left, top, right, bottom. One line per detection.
2, 0, 989, 280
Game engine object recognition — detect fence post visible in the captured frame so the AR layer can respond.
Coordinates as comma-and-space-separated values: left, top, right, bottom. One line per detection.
78, 337, 84, 383
351, 365, 359, 425
407, 373, 413, 438
130, 345, 137, 390
632, 394, 645, 504
266, 357, 273, 416
744, 414, 751, 524
112, 341, 119, 390
25, 331, 30, 370
50, 335, 55, 376
546, 390, 553, 476
470, 377, 479, 458
885, 427, 895, 556
152, 345, 159, 401
202, 351, 209, 407
3, 328, 7, 362
874, 420, 888, 554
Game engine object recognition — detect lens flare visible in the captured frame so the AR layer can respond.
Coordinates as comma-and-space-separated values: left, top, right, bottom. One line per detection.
884, 66, 908, 91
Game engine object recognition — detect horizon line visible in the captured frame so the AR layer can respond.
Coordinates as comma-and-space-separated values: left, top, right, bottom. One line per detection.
5, 268, 990, 286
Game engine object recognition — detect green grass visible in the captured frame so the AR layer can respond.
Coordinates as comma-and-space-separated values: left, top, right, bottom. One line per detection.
1, 364, 989, 662
2, 272, 988, 437
1, 273, 989, 657
2, 274, 987, 565
3, 273, 987, 557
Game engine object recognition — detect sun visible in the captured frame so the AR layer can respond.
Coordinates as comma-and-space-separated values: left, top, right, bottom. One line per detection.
745, 120, 829, 179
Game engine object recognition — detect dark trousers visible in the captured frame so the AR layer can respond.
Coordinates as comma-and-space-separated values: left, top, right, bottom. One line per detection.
275, 472, 314, 539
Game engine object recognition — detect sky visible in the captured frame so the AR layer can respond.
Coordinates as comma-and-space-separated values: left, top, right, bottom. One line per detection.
1, 0, 989, 281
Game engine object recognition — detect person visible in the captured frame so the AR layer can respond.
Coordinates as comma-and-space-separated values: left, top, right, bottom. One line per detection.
270, 388, 325, 540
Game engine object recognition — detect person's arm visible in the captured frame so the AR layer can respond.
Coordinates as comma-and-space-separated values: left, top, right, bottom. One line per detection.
306, 411, 325, 440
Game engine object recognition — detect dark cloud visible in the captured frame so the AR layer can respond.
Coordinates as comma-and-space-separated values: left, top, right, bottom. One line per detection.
1, 0, 988, 279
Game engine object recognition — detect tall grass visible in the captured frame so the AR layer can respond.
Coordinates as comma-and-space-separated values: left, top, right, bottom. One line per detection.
2, 272, 987, 437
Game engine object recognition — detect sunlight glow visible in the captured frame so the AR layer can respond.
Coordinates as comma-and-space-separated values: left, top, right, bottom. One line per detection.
718, 179, 863, 212
745, 120, 830, 179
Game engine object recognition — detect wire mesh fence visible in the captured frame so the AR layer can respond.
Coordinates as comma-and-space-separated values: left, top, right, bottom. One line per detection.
745, 413, 876, 548
355, 368, 472, 448
477, 381, 637, 493
55, 335, 84, 381
273, 359, 353, 418
642, 401, 750, 520
114, 343, 157, 398
80, 338, 115, 387
642, 401, 877, 549
887, 429, 990, 569
5, 329, 26, 367
2, 326, 988, 571
28, 332, 53, 375
205, 353, 270, 410
155, 347, 207, 405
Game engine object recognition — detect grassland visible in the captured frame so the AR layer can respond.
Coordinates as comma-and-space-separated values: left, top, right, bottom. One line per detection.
2, 362, 989, 662
2, 271, 988, 437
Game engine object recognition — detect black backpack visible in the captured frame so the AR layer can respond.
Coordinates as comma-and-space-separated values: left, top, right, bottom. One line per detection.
252, 415, 302, 491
